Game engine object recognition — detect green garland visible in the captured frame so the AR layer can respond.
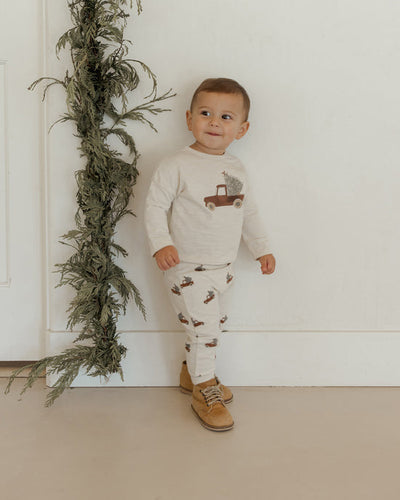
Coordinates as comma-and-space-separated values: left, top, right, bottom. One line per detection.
5, 0, 174, 406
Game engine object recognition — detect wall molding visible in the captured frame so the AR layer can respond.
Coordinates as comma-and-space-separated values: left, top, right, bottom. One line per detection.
41, 0, 51, 334
47, 330, 400, 387
47, 328, 400, 334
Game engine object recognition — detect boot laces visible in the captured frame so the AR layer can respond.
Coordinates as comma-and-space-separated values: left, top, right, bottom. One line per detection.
201, 385, 224, 407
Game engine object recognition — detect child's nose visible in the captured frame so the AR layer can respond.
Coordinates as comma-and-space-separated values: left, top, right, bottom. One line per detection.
209, 116, 220, 126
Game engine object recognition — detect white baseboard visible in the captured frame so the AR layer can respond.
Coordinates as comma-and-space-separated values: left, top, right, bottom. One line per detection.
46, 330, 400, 387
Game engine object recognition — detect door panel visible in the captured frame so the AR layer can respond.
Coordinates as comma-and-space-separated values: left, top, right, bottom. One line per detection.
0, 0, 43, 359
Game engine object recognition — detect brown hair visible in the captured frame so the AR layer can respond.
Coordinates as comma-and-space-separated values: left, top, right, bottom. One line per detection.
190, 78, 250, 121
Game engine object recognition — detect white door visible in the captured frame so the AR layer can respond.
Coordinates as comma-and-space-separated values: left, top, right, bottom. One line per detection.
0, 0, 44, 360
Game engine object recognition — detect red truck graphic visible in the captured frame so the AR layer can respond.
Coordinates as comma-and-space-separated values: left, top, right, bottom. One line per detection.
178, 313, 189, 325
205, 339, 218, 348
171, 284, 181, 295
220, 315, 228, 325
204, 184, 244, 211
191, 317, 205, 327
204, 290, 215, 304
181, 276, 194, 288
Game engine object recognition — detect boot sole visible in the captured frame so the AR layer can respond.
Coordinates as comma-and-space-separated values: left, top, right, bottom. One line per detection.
179, 385, 193, 395
180, 385, 233, 404
191, 405, 234, 432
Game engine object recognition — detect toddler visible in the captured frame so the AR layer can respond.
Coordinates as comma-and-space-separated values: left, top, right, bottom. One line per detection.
144, 78, 276, 431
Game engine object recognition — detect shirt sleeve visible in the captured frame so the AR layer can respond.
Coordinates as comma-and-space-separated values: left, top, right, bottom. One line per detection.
144, 159, 180, 257
242, 180, 272, 260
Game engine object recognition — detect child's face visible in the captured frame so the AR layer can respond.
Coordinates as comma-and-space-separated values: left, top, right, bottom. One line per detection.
186, 91, 249, 155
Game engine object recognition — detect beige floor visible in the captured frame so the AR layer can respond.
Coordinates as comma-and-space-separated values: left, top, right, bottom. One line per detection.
1, 378, 400, 500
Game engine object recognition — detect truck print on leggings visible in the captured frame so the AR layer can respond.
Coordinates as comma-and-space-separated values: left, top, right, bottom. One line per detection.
181, 276, 194, 288
204, 290, 215, 304
191, 317, 205, 327
205, 339, 218, 348
171, 284, 181, 295
178, 313, 189, 325
204, 171, 244, 211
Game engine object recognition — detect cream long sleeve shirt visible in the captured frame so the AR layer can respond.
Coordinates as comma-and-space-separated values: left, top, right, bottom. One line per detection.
144, 146, 271, 265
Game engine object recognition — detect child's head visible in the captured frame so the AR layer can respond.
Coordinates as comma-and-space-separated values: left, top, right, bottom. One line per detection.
186, 78, 250, 155
190, 78, 250, 121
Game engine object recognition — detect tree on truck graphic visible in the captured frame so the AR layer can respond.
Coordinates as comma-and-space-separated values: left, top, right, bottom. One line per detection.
203, 171, 244, 211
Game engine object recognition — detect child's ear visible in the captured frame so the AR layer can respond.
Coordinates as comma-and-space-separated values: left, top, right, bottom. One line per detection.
186, 110, 193, 131
236, 121, 250, 140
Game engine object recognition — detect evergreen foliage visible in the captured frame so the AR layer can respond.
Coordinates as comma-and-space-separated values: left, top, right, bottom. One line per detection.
5, 0, 174, 406
223, 172, 243, 196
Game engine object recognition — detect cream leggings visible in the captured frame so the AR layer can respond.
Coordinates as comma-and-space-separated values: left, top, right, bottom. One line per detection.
163, 261, 234, 385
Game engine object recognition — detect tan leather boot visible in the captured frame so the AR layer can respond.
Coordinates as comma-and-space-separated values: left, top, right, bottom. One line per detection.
191, 378, 234, 432
179, 361, 233, 403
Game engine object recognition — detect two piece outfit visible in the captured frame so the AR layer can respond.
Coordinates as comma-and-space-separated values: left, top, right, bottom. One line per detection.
144, 146, 271, 385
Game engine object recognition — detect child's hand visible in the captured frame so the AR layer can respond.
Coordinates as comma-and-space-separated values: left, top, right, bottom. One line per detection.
257, 254, 276, 275
154, 245, 180, 271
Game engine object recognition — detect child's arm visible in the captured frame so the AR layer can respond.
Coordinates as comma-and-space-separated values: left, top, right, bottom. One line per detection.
242, 181, 275, 275
144, 159, 180, 267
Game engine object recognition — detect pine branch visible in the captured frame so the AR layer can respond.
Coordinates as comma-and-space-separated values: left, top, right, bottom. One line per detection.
5, 0, 173, 406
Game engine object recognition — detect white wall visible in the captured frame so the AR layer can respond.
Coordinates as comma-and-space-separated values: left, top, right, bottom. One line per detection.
46, 0, 400, 386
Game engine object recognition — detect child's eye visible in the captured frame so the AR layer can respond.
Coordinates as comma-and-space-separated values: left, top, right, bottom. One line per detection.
201, 111, 211, 117
222, 114, 232, 120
